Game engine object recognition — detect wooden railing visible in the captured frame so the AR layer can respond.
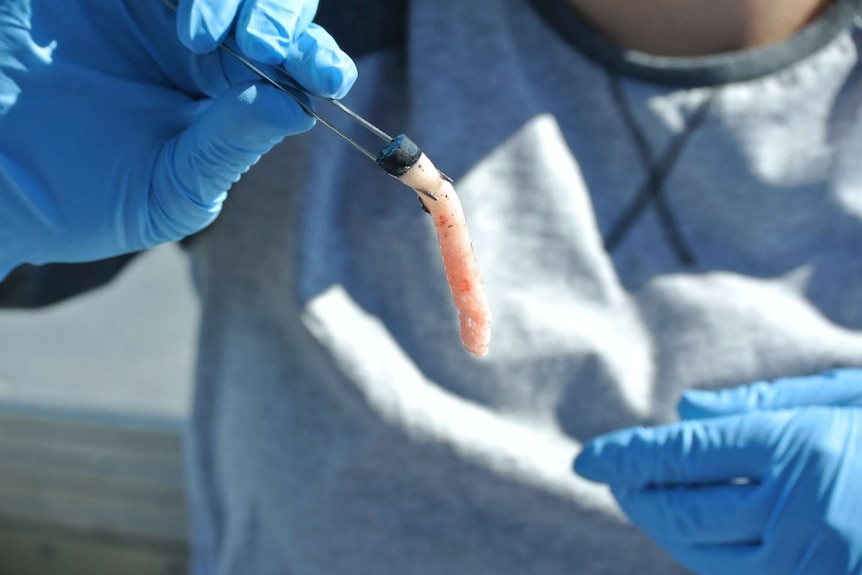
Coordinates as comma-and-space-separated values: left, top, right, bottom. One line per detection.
0, 403, 189, 575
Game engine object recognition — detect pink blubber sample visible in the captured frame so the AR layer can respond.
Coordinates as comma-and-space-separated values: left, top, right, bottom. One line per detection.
377, 135, 492, 356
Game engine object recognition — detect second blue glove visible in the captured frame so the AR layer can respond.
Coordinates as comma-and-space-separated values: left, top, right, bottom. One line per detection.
574, 370, 862, 575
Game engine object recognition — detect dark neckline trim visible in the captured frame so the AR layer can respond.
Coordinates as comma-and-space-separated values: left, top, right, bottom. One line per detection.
529, 0, 862, 87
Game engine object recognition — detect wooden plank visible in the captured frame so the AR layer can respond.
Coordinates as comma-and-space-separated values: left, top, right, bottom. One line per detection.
0, 436, 184, 489
0, 520, 189, 575
0, 402, 189, 546
0, 463, 185, 506
0, 403, 183, 454
0, 474, 187, 543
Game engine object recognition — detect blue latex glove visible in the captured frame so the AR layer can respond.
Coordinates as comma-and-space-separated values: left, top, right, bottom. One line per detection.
574, 369, 862, 575
0, 0, 356, 278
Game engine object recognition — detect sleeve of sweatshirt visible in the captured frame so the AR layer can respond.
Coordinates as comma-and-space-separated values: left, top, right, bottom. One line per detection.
0, 253, 139, 308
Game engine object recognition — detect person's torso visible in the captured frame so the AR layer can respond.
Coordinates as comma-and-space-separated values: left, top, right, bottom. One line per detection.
184, 1, 862, 573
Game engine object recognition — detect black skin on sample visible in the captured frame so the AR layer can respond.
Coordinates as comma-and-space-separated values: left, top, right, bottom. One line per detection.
377, 134, 422, 177
378, 134, 432, 214
418, 196, 431, 214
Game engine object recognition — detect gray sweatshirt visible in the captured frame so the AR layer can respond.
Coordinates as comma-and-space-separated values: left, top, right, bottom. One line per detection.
182, 0, 862, 573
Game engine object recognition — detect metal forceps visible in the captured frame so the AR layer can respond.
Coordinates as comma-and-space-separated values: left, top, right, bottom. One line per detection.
160, 0, 438, 201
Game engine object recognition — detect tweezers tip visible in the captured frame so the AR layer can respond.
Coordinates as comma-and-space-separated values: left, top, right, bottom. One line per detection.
416, 188, 439, 202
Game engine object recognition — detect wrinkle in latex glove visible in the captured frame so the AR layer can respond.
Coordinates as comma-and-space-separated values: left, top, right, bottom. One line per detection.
574, 369, 862, 575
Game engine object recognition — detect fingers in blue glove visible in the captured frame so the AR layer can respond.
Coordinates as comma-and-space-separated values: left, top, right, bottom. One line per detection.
575, 386, 862, 575
146, 82, 313, 242
573, 413, 792, 489
279, 22, 356, 98
177, 0, 244, 52
234, 0, 316, 63
614, 482, 768, 545
646, 538, 764, 575
177, 0, 356, 98
613, 483, 774, 572
679, 369, 862, 420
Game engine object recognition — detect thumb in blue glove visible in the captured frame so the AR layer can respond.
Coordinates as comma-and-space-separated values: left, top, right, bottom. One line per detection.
574, 369, 862, 575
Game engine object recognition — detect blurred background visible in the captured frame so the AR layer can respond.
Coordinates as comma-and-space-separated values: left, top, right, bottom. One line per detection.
0, 244, 197, 575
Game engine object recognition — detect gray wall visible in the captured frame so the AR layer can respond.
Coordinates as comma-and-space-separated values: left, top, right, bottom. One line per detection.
0, 244, 198, 419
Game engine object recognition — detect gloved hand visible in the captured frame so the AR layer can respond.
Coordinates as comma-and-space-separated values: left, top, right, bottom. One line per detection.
0, 0, 356, 278
574, 369, 862, 575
